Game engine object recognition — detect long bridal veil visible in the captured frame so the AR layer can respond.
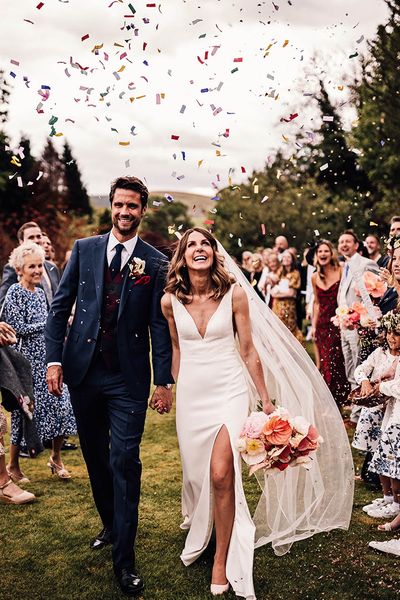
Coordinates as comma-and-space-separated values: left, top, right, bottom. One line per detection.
218, 242, 354, 556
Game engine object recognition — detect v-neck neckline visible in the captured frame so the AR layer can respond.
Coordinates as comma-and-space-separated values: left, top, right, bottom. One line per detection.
181, 296, 225, 340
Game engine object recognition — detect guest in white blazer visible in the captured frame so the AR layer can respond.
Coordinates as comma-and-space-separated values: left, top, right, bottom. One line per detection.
337, 230, 377, 407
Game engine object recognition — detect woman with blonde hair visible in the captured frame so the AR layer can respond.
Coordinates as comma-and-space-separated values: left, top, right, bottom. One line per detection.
2, 242, 76, 482
270, 250, 303, 342
310, 240, 349, 407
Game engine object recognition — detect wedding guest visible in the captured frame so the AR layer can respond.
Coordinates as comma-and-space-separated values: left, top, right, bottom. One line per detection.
250, 253, 266, 300
0, 222, 60, 308
337, 230, 376, 425
365, 234, 386, 267
259, 252, 280, 306
355, 311, 400, 524
2, 242, 76, 482
311, 240, 349, 407
240, 250, 253, 282
271, 250, 303, 342
0, 322, 35, 504
273, 235, 289, 256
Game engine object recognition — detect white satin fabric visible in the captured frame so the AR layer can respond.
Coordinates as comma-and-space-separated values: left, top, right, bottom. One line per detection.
172, 286, 257, 600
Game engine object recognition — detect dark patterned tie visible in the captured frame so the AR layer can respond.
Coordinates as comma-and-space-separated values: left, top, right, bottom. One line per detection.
109, 243, 124, 279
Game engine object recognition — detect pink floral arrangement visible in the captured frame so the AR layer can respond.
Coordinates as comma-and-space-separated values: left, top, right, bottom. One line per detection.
331, 302, 382, 330
236, 407, 323, 475
354, 271, 387, 299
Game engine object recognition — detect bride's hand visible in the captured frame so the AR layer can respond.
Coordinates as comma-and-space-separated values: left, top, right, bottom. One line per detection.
262, 399, 275, 414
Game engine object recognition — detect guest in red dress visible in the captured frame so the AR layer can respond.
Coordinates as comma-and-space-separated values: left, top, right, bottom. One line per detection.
311, 240, 350, 408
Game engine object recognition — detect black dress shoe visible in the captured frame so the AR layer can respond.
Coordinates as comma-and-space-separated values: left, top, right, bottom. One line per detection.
115, 569, 144, 596
90, 527, 113, 550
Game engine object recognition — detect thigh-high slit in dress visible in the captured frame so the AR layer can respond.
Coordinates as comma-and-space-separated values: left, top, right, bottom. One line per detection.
171, 285, 257, 600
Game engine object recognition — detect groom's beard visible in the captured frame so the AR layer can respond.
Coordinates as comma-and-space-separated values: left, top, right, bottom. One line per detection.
112, 215, 142, 236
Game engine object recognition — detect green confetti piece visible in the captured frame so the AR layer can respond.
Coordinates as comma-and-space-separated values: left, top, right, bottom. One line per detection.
128, 3, 136, 14
231, 67, 238, 74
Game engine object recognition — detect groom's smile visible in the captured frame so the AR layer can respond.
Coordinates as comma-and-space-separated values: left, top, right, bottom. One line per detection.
111, 188, 146, 240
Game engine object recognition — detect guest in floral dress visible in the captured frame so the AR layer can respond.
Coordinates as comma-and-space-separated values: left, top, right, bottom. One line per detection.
3, 242, 76, 481
353, 310, 400, 522
271, 250, 303, 342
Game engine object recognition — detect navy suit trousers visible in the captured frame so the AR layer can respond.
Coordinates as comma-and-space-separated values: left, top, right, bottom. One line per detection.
69, 357, 147, 571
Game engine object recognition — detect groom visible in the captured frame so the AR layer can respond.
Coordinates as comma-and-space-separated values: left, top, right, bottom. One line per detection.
45, 176, 173, 595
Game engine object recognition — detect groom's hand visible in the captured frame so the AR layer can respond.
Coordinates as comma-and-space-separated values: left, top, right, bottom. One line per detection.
150, 386, 173, 414
46, 365, 64, 397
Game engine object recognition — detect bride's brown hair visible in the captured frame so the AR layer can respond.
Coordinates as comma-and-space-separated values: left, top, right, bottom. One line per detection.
165, 228, 232, 304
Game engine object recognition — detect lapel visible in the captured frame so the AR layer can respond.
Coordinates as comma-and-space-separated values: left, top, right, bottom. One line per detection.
118, 237, 148, 320
92, 234, 109, 311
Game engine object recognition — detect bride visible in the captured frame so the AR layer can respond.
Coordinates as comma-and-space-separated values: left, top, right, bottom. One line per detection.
160, 228, 353, 599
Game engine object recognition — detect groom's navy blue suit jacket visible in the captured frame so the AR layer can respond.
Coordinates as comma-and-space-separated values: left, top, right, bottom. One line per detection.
45, 233, 172, 400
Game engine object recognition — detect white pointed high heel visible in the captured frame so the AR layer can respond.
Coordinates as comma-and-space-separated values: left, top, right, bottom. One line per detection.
210, 582, 230, 595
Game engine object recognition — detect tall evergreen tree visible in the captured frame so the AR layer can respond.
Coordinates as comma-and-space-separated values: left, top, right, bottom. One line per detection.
63, 141, 92, 217
301, 80, 370, 197
352, 0, 400, 223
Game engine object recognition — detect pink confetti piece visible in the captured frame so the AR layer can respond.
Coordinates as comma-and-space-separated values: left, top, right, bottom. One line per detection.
81, 34, 90, 41
233, 57, 243, 62
171, 135, 180, 140
17, 177, 23, 187
241, 166, 246, 173
37, 2, 44, 9
120, 52, 127, 60
10, 59, 20, 66
261, 224, 266, 235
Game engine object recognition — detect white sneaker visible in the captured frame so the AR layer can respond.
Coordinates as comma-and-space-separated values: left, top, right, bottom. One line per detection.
369, 539, 400, 556
367, 503, 400, 519
363, 498, 387, 513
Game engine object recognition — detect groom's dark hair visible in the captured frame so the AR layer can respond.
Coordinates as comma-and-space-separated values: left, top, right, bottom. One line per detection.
109, 176, 149, 209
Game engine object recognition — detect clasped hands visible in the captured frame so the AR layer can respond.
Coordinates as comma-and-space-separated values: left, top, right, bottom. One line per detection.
149, 387, 173, 415
0, 322, 17, 347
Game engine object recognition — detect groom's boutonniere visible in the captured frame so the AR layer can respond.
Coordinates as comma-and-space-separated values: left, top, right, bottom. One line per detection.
128, 257, 151, 285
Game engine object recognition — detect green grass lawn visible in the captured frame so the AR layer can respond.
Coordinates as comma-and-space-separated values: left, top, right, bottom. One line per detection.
1, 406, 400, 600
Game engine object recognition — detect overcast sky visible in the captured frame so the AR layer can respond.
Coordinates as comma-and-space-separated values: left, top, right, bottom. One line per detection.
0, 0, 387, 197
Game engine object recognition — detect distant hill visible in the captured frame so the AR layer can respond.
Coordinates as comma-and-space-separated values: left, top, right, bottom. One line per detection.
91, 190, 216, 226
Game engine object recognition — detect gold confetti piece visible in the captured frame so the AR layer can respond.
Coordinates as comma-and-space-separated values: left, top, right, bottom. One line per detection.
216, 150, 221, 156
114, 42, 124, 47
283, 39, 289, 47
168, 225, 176, 235
119, 141, 130, 146
338, 85, 344, 91
117, 65, 126, 73
282, 134, 289, 142
10, 156, 22, 167
369, 221, 378, 226
198, 159, 203, 167
91, 43, 104, 53
55, 132, 64, 137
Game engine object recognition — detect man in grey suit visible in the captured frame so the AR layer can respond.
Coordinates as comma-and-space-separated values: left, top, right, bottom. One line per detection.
337, 230, 377, 421
0, 222, 60, 307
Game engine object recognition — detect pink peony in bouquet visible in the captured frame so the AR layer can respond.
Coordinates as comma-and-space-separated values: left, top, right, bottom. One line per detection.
236, 407, 323, 475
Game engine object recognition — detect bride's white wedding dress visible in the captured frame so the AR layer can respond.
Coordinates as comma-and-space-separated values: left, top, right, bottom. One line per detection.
171, 285, 257, 600
170, 244, 354, 600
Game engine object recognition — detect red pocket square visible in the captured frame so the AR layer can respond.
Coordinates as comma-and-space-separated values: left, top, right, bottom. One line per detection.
134, 275, 151, 286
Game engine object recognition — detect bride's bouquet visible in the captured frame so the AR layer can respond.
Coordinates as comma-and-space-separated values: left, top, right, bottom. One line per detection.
236, 407, 323, 475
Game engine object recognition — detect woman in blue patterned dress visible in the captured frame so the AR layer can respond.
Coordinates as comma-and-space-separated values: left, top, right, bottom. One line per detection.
3, 242, 76, 481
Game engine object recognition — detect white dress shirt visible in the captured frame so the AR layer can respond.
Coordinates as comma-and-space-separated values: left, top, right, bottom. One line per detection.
107, 231, 138, 271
